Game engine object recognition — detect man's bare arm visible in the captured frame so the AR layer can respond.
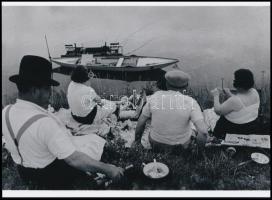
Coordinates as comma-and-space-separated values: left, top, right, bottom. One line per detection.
194, 119, 209, 147
64, 151, 124, 181
135, 114, 149, 143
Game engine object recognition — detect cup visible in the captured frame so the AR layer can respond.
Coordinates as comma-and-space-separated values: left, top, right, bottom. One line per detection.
226, 147, 236, 157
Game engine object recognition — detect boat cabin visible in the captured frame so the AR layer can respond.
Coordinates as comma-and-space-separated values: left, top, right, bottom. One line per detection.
61, 42, 123, 57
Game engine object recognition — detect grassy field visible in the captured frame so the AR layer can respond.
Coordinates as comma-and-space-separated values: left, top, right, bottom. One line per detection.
2, 84, 270, 190
2, 138, 271, 190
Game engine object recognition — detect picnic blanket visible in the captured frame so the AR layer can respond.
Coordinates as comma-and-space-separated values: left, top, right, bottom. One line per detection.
54, 108, 109, 160
55, 108, 112, 137
54, 108, 139, 148
53, 107, 226, 150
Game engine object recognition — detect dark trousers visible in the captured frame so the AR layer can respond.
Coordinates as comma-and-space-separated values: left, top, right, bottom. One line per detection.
17, 159, 86, 189
71, 105, 98, 125
213, 116, 259, 139
148, 134, 192, 154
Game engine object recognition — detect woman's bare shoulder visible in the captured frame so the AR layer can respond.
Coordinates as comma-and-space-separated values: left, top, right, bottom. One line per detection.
225, 96, 243, 110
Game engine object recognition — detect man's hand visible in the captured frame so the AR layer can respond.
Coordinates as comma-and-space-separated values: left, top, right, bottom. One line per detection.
93, 96, 102, 105
196, 132, 208, 148
105, 164, 124, 182
206, 135, 215, 143
222, 88, 233, 98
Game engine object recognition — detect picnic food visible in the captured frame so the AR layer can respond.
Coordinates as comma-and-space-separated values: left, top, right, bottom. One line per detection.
146, 166, 165, 178
143, 162, 169, 179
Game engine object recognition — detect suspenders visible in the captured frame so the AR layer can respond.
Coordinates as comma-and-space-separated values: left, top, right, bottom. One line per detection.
5, 105, 48, 166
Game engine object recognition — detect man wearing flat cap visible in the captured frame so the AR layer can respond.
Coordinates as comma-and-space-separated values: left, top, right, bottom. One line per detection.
135, 70, 209, 153
2, 55, 124, 189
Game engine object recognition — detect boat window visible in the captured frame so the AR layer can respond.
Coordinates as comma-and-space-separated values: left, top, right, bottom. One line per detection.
81, 54, 95, 65
116, 57, 124, 67
122, 57, 138, 67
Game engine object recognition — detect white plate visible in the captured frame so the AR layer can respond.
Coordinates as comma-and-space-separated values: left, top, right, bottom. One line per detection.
143, 162, 169, 179
251, 152, 270, 164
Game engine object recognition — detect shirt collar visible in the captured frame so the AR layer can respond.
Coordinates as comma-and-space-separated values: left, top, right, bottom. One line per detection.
16, 99, 49, 114
16, 99, 65, 127
164, 90, 184, 95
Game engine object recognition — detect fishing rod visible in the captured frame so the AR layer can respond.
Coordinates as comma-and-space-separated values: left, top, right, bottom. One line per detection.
45, 34, 54, 109
120, 21, 157, 46
45, 34, 51, 61
125, 38, 155, 56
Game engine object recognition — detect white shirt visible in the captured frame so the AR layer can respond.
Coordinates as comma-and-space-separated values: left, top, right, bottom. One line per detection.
2, 99, 76, 169
142, 90, 204, 145
67, 81, 98, 117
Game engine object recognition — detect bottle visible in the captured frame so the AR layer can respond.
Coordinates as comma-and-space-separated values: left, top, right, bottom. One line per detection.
132, 89, 137, 107
48, 104, 55, 113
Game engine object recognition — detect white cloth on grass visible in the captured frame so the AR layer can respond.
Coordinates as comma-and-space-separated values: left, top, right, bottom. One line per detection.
55, 108, 111, 137
70, 134, 106, 161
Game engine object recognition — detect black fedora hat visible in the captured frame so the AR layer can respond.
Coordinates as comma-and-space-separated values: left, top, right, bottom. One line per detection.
9, 55, 59, 86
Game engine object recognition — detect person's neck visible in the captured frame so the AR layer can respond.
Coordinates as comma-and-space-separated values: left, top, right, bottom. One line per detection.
237, 88, 251, 94
166, 83, 187, 93
167, 87, 186, 94
18, 95, 47, 109
80, 80, 90, 86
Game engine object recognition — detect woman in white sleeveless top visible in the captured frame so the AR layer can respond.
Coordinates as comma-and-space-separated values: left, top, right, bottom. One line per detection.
67, 66, 119, 125
211, 69, 260, 139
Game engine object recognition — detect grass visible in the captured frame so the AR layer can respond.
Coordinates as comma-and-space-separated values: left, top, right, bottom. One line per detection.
2, 84, 270, 190
2, 140, 270, 190
101, 141, 270, 190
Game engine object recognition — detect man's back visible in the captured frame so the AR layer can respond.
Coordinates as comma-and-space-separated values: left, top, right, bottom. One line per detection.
2, 99, 75, 168
142, 90, 203, 145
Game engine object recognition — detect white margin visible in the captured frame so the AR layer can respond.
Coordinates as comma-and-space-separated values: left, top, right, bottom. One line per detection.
2, 1, 270, 198
2, 2, 271, 7
2, 190, 271, 198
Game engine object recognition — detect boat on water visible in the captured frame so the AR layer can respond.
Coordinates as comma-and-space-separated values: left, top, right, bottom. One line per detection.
51, 42, 179, 72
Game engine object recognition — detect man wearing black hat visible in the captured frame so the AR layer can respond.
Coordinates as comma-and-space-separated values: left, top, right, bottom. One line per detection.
2, 55, 124, 189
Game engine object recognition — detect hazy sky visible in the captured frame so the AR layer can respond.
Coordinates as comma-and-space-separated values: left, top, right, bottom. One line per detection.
2, 5, 270, 98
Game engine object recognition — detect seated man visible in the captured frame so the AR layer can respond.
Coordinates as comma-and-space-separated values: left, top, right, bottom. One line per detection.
135, 70, 209, 153
2, 55, 124, 189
